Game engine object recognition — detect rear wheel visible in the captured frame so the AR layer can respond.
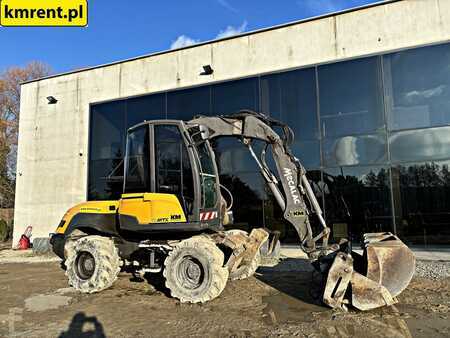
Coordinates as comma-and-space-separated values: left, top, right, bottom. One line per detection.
163, 236, 228, 303
64, 236, 121, 293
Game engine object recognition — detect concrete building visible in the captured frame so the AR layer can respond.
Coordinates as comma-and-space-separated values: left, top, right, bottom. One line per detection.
14, 0, 450, 246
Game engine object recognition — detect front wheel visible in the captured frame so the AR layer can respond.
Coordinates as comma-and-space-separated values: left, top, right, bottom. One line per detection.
163, 236, 229, 303
64, 236, 121, 293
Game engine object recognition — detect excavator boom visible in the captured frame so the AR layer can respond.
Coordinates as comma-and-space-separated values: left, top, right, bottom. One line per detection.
189, 111, 415, 311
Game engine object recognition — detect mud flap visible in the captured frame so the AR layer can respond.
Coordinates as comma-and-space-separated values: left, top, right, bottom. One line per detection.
323, 232, 415, 311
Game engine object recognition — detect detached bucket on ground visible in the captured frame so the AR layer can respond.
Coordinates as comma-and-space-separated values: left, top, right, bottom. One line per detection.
323, 232, 416, 311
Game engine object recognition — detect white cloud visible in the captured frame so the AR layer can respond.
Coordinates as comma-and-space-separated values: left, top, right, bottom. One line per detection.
217, 0, 238, 13
170, 35, 199, 49
216, 21, 248, 39
170, 21, 248, 49
405, 85, 447, 101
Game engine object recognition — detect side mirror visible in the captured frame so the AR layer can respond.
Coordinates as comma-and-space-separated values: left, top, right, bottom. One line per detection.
199, 125, 209, 140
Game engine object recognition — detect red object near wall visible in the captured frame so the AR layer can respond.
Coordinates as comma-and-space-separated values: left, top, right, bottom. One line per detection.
17, 226, 32, 250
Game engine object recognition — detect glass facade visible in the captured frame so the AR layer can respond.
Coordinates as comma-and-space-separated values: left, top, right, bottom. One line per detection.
89, 42, 450, 246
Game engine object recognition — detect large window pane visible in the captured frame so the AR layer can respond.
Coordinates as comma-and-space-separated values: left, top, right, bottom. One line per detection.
212, 77, 259, 114
318, 57, 384, 137
389, 126, 450, 163
391, 160, 450, 245
89, 101, 126, 200
212, 138, 262, 174
88, 159, 124, 200
384, 43, 450, 131
291, 140, 320, 169
167, 86, 211, 120
221, 172, 265, 231
324, 166, 393, 241
323, 133, 387, 167
126, 94, 166, 128
260, 68, 318, 141
90, 101, 126, 160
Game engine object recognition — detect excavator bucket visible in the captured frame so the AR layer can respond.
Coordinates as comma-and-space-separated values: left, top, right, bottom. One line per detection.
323, 232, 415, 311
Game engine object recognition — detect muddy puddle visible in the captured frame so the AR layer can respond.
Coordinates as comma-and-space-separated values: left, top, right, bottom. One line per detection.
263, 292, 325, 325
260, 275, 450, 338
262, 291, 414, 337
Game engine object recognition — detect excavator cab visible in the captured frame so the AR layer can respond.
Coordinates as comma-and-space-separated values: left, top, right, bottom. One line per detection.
118, 120, 223, 234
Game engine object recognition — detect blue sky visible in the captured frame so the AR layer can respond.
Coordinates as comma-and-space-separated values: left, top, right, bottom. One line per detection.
0, 0, 378, 74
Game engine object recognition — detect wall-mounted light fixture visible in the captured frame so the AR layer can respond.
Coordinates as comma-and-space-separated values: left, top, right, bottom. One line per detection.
200, 65, 214, 76
47, 96, 58, 104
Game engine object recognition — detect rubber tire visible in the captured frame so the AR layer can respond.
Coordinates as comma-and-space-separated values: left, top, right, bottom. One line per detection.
225, 230, 261, 281
163, 236, 229, 303
64, 236, 121, 293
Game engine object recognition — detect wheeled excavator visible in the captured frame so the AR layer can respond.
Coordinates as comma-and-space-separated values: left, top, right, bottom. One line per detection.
50, 110, 415, 311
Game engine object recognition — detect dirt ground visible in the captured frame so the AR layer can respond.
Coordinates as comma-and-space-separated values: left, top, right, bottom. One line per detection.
0, 257, 449, 338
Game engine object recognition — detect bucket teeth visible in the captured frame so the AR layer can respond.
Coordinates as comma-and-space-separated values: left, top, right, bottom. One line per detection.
322, 232, 415, 311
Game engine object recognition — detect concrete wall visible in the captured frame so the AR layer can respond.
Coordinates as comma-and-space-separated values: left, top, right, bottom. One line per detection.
13, 0, 450, 243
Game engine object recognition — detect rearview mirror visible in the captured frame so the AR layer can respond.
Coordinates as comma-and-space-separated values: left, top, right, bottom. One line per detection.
199, 125, 209, 140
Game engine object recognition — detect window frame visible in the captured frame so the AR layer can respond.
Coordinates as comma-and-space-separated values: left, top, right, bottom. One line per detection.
123, 124, 151, 194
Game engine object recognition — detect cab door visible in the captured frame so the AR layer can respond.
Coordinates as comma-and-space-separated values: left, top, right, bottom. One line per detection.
153, 124, 198, 220
118, 122, 199, 232
119, 124, 153, 230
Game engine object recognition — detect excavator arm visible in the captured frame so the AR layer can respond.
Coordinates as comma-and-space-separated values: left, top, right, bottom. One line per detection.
190, 110, 329, 254
189, 111, 416, 311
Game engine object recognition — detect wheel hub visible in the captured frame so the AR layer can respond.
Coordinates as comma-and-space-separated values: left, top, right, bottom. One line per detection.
186, 261, 201, 280
75, 251, 96, 280
178, 256, 205, 289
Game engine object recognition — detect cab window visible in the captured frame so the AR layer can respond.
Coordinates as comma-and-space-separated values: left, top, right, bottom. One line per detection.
154, 125, 195, 215
124, 126, 150, 193
196, 142, 217, 209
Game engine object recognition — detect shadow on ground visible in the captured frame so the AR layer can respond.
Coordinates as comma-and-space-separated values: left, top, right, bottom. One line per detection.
256, 258, 325, 308
59, 312, 106, 338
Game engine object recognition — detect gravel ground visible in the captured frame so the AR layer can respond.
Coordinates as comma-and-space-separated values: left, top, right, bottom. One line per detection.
274, 256, 450, 281
415, 260, 450, 280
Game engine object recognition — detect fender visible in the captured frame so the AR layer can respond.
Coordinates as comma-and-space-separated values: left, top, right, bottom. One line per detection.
54, 201, 120, 237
